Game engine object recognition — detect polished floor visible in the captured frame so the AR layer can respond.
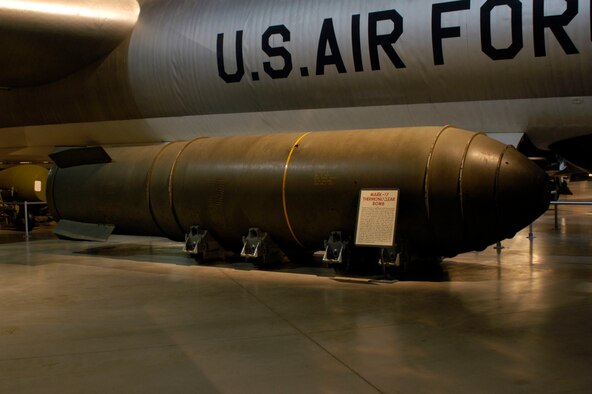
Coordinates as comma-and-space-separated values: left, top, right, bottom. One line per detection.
1, 182, 592, 393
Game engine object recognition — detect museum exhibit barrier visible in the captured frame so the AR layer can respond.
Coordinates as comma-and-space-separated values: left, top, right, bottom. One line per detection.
20, 201, 48, 238
550, 201, 592, 230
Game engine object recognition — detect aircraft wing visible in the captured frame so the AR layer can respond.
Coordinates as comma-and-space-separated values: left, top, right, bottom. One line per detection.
0, 0, 139, 88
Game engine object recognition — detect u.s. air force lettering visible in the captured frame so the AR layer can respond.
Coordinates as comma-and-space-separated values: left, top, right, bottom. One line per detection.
217, 0, 589, 83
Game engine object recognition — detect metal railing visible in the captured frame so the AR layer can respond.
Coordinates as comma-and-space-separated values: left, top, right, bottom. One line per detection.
11, 201, 592, 243
18, 201, 48, 238
498, 200, 591, 247
550, 201, 592, 230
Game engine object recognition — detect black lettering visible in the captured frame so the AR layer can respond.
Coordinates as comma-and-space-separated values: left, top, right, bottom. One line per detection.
369, 9, 406, 70
316, 18, 347, 75
481, 0, 523, 60
533, 0, 579, 57
432, 0, 471, 65
262, 25, 293, 79
352, 14, 364, 72
217, 31, 244, 83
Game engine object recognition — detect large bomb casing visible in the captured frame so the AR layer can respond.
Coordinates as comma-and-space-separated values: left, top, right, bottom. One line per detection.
47, 127, 549, 258
0, 164, 48, 202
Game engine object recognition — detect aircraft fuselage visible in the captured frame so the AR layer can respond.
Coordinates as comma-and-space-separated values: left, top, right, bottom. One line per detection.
0, 0, 591, 160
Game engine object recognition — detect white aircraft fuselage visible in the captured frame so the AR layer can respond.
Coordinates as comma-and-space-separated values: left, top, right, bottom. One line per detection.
0, 0, 590, 164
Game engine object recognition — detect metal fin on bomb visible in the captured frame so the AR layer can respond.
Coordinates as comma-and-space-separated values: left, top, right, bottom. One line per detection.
54, 219, 115, 242
49, 146, 111, 169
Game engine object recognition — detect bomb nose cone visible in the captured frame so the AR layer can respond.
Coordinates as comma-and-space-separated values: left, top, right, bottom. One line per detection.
454, 133, 550, 254
496, 146, 550, 238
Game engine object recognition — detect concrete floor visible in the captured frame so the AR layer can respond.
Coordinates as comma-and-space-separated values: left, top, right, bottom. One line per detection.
1, 182, 592, 393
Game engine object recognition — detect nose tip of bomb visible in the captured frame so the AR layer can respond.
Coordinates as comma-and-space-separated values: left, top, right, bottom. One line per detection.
428, 130, 550, 256
460, 141, 550, 252
496, 146, 550, 238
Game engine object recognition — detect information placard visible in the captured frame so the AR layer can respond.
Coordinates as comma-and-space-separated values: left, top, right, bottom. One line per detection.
354, 189, 399, 248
